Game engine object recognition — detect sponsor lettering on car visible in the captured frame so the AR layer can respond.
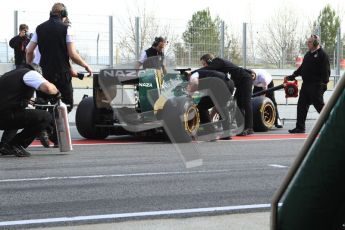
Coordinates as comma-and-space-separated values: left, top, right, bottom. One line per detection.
139, 82, 153, 87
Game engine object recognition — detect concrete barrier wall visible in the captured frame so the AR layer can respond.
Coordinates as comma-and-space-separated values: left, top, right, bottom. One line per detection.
0, 63, 14, 73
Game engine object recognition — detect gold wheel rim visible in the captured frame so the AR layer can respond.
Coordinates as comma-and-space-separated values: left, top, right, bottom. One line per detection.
262, 103, 275, 127
184, 105, 200, 135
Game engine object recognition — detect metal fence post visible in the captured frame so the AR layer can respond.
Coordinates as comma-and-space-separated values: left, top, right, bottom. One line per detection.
135, 17, 140, 61
188, 43, 192, 66
96, 33, 99, 65
335, 27, 341, 85
14, 11, 18, 37
314, 25, 321, 41
109, 15, 113, 67
281, 48, 284, 69
243, 22, 247, 68
318, 25, 321, 42
220, 21, 225, 58
5, 39, 9, 62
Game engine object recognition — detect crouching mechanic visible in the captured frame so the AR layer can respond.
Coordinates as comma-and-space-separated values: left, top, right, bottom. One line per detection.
188, 69, 234, 140
0, 64, 59, 157
249, 69, 283, 128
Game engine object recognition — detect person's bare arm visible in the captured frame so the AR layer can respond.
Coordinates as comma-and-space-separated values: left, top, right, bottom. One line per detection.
70, 68, 78, 78
26, 41, 37, 64
67, 42, 92, 75
188, 79, 198, 93
38, 81, 59, 95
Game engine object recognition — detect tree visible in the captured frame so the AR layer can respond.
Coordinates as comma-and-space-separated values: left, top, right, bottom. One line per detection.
117, 5, 176, 65
224, 29, 242, 65
173, 42, 190, 67
313, 4, 340, 56
257, 5, 300, 68
180, 8, 220, 66
117, 7, 158, 63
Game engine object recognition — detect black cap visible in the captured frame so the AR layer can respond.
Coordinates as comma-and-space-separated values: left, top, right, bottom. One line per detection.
155, 37, 165, 43
152, 36, 166, 47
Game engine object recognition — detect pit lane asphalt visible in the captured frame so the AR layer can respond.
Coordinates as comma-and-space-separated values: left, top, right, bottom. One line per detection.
0, 120, 316, 229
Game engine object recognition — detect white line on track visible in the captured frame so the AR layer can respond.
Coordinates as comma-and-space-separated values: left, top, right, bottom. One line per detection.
268, 164, 288, 168
0, 169, 234, 183
0, 203, 271, 227
0, 163, 290, 183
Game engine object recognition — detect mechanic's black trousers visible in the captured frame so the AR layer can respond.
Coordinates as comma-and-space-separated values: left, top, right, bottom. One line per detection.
36, 71, 74, 112
0, 109, 52, 148
0, 129, 17, 144
235, 76, 253, 130
36, 71, 74, 144
296, 82, 326, 130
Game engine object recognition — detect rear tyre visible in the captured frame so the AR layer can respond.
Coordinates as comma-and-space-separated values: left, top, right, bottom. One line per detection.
161, 96, 200, 143
252, 96, 276, 132
76, 97, 109, 139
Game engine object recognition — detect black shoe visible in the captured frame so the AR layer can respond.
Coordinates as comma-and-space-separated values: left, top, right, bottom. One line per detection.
0, 143, 14, 156
237, 128, 254, 136
39, 131, 50, 148
11, 145, 31, 157
288, 128, 305, 134
219, 136, 232, 140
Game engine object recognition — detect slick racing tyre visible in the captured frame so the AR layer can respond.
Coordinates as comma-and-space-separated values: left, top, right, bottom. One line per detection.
161, 96, 200, 143
252, 96, 276, 132
76, 97, 109, 139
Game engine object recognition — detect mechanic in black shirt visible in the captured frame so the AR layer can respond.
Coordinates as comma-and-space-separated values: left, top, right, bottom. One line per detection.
199, 54, 254, 136
287, 35, 330, 133
137, 36, 167, 74
188, 69, 234, 139
0, 65, 58, 157
26, 2, 92, 146
26, 2, 92, 112
9, 24, 31, 68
